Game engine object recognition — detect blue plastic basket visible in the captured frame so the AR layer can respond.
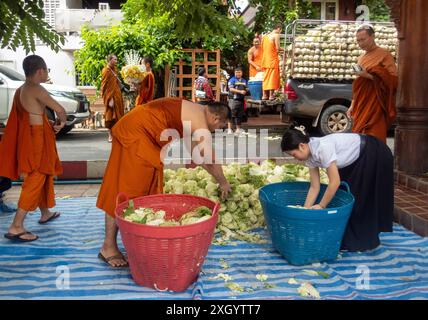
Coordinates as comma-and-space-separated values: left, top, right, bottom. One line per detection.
248, 80, 263, 100
259, 181, 355, 266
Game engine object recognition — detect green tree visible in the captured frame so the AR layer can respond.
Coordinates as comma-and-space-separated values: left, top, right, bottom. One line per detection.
0, 0, 64, 53
248, 0, 316, 33
74, 14, 184, 89
121, 0, 240, 44
75, 0, 252, 89
359, 0, 391, 22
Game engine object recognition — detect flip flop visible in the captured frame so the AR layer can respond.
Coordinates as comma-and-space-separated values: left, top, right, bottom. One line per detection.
98, 252, 129, 268
4, 231, 39, 242
38, 212, 61, 224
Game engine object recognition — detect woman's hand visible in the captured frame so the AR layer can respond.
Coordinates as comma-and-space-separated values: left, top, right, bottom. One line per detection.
310, 204, 324, 210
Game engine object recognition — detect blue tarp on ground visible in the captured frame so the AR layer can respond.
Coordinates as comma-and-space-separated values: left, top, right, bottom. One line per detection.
0, 197, 427, 300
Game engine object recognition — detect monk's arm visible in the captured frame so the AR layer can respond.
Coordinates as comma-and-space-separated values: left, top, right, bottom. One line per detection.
185, 124, 231, 198
247, 49, 260, 70
37, 87, 67, 123
275, 34, 283, 53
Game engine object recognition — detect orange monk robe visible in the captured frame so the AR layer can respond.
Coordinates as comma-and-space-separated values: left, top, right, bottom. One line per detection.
101, 66, 125, 129
136, 71, 155, 106
0, 88, 62, 211
248, 46, 263, 78
352, 47, 398, 143
96, 97, 184, 217
261, 35, 280, 91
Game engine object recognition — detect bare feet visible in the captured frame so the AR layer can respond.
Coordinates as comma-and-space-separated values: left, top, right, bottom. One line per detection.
99, 246, 128, 268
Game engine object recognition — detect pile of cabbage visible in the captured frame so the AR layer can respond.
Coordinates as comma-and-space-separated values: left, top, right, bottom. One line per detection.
163, 161, 328, 243
287, 22, 397, 80
123, 203, 212, 226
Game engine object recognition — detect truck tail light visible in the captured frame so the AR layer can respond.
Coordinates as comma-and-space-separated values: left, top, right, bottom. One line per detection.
285, 83, 298, 100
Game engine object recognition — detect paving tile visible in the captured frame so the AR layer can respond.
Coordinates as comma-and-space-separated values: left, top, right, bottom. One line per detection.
407, 177, 419, 190
397, 173, 407, 187
412, 215, 428, 237
393, 207, 401, 223
408, 207, 428, 214
418, 182, 428, 194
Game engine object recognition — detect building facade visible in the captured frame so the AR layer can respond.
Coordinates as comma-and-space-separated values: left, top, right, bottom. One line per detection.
0, 0, 124, 88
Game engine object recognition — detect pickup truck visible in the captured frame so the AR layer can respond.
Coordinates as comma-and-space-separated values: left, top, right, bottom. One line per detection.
281, 19, 397, 135
283, 78, 352, 135
0, 64, 90, 134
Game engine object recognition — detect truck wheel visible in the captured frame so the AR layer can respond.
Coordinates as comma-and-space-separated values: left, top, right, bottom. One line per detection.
319, 104, 352, 135
58, 124, 74, 135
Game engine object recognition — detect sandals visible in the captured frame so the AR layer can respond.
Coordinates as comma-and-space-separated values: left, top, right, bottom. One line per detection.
98, 252, 129, 268
38, 212, 61, 224
4, 231, 39, 242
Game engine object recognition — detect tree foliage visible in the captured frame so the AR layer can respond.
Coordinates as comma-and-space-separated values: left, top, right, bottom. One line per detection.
74, 14, 184, 89
248, 0, 316, 33
75, 0, 252, 88
121, 0, 241, 44
361, 0, 391, 22
0, 0, 64, 53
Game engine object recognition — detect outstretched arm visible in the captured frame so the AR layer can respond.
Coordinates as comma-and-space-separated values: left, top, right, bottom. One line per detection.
184, 124, 231, 199
304, 167, 321, 208
314, 162, 340, 209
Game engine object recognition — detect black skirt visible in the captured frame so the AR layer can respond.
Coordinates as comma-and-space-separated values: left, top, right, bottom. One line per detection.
0, 177, 12, 194
338, 135, 394, 252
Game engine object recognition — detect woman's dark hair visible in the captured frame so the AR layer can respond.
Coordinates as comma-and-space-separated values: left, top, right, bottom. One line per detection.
198, 67, 206, 76
281, 124, 310, 151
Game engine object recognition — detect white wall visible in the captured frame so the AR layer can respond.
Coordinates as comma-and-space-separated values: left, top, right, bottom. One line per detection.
0, 46, 77, 87
0, 35, 84, 88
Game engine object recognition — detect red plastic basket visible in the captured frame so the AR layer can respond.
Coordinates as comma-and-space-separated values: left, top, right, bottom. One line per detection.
115, 193, 220, 292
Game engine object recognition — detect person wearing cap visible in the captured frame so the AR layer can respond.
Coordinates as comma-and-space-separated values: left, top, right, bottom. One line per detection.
347, 24, 398, 143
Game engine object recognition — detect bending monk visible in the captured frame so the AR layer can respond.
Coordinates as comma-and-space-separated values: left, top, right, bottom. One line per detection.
101, 54, 125, 142
261, 24, 282, 100
96, 98, 232, 267
347, 25, 398, 143
135, 56, 155, 106
248, 36, 263, 78
0, 55, 66, 242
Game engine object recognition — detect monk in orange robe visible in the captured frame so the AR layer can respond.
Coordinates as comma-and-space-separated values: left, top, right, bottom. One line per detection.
261, 24, 282, 100
101, 54, 125, 142
248, 36, 263, 78
136, 56, 155, 106
347, 25, 398, 143
0, 55, 66, 242
96, 98, 232, 267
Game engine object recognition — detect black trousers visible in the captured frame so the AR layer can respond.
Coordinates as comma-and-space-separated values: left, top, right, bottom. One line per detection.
228, 99, 244, 126
339, 135, 394, 252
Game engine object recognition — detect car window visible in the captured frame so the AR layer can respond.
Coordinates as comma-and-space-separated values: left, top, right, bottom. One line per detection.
0, 65, 26, 81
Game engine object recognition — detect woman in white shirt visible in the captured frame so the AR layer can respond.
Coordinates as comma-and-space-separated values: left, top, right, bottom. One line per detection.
281, 125, 394, 252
